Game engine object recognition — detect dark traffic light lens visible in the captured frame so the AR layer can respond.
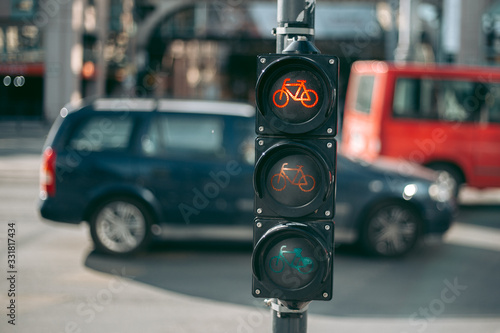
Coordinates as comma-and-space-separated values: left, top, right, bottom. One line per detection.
264, 236, 319, 289
265, 153, 321, 208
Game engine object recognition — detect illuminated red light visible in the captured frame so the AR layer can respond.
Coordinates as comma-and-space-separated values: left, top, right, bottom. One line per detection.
273, 78, 319, 108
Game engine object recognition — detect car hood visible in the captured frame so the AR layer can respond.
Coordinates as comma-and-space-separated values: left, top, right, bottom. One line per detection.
342, 155, 437, 183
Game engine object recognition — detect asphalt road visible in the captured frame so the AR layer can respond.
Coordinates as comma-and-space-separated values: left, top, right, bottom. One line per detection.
0, 122, 499, 332
84, 210, 500, 318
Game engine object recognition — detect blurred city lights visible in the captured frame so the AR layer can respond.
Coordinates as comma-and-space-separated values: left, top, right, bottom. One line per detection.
3, 76, 11, 86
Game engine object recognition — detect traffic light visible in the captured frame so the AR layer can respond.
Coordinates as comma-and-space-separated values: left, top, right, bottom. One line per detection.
252, 219, 334, 301
252, 52, 338, 302
255, 54, 337, 136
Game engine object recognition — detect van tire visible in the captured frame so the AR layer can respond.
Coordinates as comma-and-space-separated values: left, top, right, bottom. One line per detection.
90, 197, 152, 256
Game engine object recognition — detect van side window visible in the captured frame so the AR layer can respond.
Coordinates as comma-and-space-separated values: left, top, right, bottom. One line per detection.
69, 115, 133, 152
393, 78, 500, 123
354, 75, 375, 114
487, 86, 500, 123
490, 106, 500, 123
142, 114, 225, 158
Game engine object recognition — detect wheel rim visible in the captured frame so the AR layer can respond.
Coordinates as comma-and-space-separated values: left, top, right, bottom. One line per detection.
95, 201, 147, 254
367, 205, 418, 256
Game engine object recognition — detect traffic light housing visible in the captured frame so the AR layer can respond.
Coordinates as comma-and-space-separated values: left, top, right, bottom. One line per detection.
252, 52, 338, 302
254, 137, 336, 219
255, 54, 337, 136
252, 219, 334, 301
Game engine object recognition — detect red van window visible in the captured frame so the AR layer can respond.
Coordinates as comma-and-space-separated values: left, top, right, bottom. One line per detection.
491, 101, 500, 123
487, 86, 500, 123
354, 75, 375, 114
393, 77, 500, 123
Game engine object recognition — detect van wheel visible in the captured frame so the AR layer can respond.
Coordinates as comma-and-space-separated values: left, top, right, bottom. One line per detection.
360, 203, 421, 257
90, 198, 152, 256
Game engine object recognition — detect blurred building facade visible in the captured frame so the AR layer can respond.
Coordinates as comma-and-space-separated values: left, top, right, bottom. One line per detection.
1, 0, 500, 121
0, 0, 43, 118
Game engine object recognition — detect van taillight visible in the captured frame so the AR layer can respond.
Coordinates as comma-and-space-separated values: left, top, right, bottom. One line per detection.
40, 147, 56, 199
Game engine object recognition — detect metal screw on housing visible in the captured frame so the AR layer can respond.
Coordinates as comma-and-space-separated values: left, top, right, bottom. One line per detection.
325, 224, 330, 231
329, 59, 335, 65
256, 221, 262, 228
325, 210, 331, 217
255, 289, 261, 295
327, 128, 333, 134
258, 140, 264, 146
260, 58, 267, 64
257, 208, 263, 214
259, 126, 265, 132
323, 292, 329, 298
327, 142, 333, 149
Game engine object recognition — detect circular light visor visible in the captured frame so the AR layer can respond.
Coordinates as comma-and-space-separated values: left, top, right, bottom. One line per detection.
256, 57, 333, 134
255, 142, 331, 218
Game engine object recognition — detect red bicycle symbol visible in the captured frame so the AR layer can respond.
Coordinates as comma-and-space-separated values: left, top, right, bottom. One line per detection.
271, 163, 316, 192
273, 78, 319, 108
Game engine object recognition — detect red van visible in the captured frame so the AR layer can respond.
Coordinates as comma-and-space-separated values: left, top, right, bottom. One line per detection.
341, 61, 500, 191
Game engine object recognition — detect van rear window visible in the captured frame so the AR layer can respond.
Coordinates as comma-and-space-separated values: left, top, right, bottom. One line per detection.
393, 77, 500, 123
354, 75, 375, 114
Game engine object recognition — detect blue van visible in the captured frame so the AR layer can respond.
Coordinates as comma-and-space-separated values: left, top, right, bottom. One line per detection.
40, 99, 455, 257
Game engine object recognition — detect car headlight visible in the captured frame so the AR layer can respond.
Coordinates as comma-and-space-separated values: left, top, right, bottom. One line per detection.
428, 173, 454, 202
403, 184, 418, 200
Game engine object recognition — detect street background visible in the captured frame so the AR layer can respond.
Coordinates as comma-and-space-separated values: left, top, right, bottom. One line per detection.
1, 0, 500, 331
0, 121, 499, 332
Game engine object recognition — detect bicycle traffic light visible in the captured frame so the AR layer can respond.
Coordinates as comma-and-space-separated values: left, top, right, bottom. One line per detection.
254, 137, 335, 219
252, 52, 338, 302
252, 219, 334, 301
255, 54, 337, 136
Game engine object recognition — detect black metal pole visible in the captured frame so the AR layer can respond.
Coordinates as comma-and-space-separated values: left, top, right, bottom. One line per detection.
269, 299, 310, 333
270, 2, 317, 332
276, 0, 316, 53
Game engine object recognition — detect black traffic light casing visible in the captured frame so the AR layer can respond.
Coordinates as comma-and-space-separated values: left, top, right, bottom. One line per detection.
254, 137, 336, 219
256, 54, 337, 137
252, 219, 334, 301
252, 52, 338, 302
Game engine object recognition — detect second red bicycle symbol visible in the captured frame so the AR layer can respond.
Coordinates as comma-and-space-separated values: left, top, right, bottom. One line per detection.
273, 78, 319, 108
271, 162, 316, 192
